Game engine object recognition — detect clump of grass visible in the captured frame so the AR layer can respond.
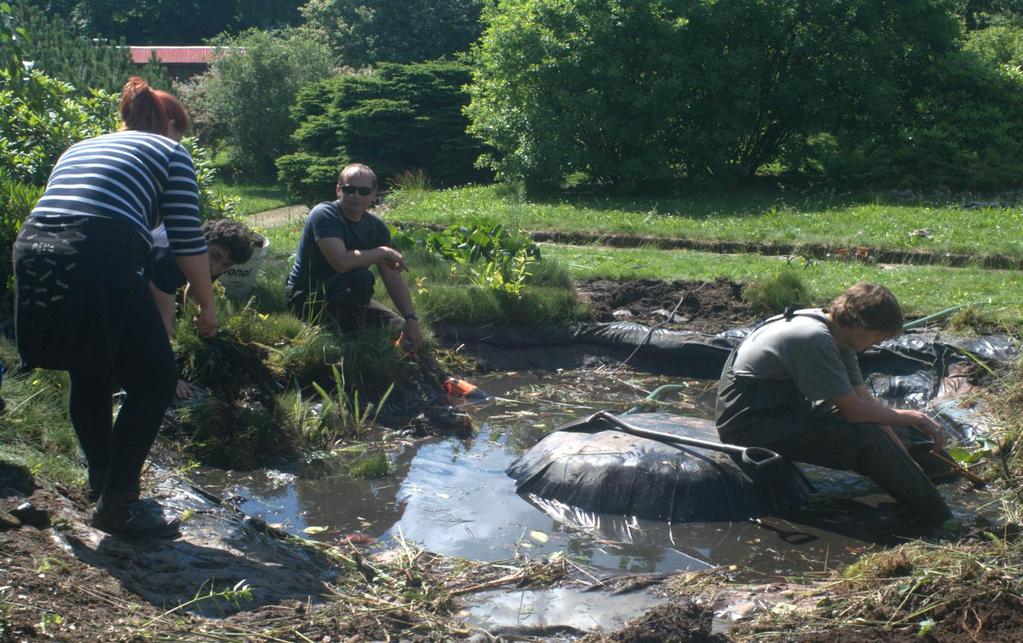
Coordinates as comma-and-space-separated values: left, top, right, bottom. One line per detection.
946, 305, 1002, 335
742, 269, 810, 314
784, 539, 1023, 639
416, 283, 586, 326
348, 451, 389, 478
249, 255, 292, 314
386, 169, 433, 208
173, 394, 297, 469
0, 341, 83, 488
277, 362, 394, 451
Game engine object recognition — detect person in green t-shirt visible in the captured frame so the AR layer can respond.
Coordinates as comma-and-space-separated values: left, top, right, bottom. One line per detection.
715, 282, 951, 520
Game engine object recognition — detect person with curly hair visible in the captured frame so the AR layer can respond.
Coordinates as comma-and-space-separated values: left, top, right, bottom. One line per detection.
715, 283, 952, 521
149, 218, 257, 397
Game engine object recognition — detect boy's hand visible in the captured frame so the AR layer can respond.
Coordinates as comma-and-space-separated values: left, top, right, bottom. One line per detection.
195, 305, 217, 338
905, 410, 946, 450
175, 379, 195, 399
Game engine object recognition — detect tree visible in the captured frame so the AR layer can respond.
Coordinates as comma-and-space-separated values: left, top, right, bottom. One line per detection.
277, 61, 487, 203
809, 23, 1023, 189
14, 1, 170, 93
40, 0, 304, 44
194, 28, 334, 178
299, 0, 483, 67
466, 0, 962, 189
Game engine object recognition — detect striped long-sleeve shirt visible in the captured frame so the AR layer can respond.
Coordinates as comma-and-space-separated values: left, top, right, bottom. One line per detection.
29, 131, 207, 256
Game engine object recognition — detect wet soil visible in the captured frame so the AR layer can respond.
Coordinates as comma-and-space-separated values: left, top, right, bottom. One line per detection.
586, 602, 729, 642
577, 277, 756, 333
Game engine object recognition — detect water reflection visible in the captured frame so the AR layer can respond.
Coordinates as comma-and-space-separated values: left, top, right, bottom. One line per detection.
191, 366, 990, 579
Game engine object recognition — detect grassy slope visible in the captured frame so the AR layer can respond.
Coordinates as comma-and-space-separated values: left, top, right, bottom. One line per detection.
387, 185, 1023, 258
213, 181, 294, 216
546, 243, 1023, 323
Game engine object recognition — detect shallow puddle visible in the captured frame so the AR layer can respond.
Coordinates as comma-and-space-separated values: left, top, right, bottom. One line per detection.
462, 586, 664, 636
190, 365, 997, 634
194, 366, 993, 584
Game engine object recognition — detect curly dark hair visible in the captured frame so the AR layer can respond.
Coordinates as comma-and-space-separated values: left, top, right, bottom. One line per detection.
202, 219, 257, 264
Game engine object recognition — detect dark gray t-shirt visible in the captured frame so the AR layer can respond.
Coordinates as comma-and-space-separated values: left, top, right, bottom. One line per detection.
286, 201, 391, 295
715, 310, 863, 440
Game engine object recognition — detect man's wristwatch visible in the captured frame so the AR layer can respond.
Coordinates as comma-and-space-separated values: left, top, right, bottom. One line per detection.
404, 313, 418, 321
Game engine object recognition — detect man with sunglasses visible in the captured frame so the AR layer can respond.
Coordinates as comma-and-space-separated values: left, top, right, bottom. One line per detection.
715, 283, 952, 521
286, 163, 422, 352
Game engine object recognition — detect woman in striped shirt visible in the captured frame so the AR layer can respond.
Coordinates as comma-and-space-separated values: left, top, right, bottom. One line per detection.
13, 77, 216, 538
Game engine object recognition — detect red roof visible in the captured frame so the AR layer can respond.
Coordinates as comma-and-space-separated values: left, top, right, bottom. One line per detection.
129, 47, 220, 65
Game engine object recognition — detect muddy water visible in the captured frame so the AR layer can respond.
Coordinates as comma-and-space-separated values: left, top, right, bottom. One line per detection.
193, 367, 989, 586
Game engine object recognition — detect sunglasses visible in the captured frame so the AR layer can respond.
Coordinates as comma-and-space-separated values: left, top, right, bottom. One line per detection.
340, 184, 374, 196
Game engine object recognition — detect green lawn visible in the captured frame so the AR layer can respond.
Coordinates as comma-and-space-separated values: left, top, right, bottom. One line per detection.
545, 243, 1023, 324
386, 185, 1023, 259
214, 181, 295, 216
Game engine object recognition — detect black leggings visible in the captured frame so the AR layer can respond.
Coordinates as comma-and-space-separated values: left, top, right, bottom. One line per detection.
68, 275, 176, 493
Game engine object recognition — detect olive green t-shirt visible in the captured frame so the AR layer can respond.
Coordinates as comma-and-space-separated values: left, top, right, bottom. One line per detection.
715, 310, 863, 441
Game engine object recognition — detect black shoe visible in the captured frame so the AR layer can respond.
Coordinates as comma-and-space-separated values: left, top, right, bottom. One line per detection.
91, 489, 180, 538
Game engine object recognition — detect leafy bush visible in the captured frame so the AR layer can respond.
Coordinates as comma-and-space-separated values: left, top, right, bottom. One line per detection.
0, 176, 43, 298
181, 137, 239, 220
0, 69, 117, 185
278, 61, 487, 204
392, 222, 540, 296
467, 0, 961, 190
191, 28, 333, 179
300, 0, 483, 67
811, 24, 1023, 189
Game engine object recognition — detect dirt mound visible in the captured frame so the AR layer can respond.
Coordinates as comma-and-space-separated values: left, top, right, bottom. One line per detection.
577, 277, 756, 334
590, 602, 730, 642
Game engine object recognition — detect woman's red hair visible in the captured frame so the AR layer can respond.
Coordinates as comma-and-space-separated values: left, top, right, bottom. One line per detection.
119, 77, 190, 136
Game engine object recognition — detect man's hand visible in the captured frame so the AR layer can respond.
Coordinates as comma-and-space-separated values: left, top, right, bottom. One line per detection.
195, 305, 217, 338
403, 318, 423, 353
175, 379, 195, 399
379, 247, 407, 272
902, 409, 946, 450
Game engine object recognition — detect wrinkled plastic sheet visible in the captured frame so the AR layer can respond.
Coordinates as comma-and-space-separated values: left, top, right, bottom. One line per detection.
508, 412, 814, 523
445, 322, 1016, 407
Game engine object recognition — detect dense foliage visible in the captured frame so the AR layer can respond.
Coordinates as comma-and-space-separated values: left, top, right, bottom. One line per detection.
392, 222, 540, 296
0, 6, 235, 300
300, 0, 483, 67
13, 1, 169, 93
188, 28, 334, 179
810, 25, 1023, 189
38, 0, 304, 44
278, 61, 487, 203
466, 0, 964, 189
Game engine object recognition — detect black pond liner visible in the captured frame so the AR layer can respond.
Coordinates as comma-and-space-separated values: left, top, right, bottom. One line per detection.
507, 412, 815, 523
496, 323, 1018, 523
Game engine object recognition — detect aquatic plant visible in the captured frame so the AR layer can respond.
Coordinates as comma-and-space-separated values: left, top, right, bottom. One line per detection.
348, 451, 389, 478
307, 364, 394, 444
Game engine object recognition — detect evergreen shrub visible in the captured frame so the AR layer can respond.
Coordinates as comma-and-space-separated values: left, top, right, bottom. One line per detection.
278, 61, 488, 204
